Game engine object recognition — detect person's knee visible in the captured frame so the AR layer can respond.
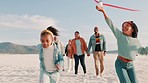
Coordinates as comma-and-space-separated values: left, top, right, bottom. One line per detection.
75, 60, 79, 65
80, 62, 85, 66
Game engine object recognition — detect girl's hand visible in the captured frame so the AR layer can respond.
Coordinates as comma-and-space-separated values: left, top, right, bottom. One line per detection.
56, 64, 60, 70
71, 55, 74, 59
96, 6, 109, 19
96, 6, 104, 12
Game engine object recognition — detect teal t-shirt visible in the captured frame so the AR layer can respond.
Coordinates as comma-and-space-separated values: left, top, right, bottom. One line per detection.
105, 18, 147, 60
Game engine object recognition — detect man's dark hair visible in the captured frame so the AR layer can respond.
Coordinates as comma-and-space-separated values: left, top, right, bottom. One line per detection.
47, 26, 59, 36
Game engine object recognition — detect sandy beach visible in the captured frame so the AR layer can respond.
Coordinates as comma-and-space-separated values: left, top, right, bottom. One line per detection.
0, 54, 148, 83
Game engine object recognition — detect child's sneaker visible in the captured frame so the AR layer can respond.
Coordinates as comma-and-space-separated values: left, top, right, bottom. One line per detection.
96, 75, 100, 78
75, 74, 78, 77
84, 73, 87, 77
100, 73, 103, 77
67, 69, 70, 72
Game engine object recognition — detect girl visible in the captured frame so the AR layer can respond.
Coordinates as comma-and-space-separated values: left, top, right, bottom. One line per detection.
96, 5, 147, 83
38, 30, 63, 83
65, 39, 74, 71
47, 26, 65, 71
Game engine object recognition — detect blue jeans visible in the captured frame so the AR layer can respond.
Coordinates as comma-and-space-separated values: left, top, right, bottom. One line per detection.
115, 58, 138, 83
39, 70, 60, 83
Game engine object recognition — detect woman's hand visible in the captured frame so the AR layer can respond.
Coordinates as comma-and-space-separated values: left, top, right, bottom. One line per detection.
104, 51, 106, 56
87, 54, 90, 57
96, 6, 104, 12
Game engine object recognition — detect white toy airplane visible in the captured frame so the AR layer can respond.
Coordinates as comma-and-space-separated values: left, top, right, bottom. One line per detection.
95, 0, 139, 11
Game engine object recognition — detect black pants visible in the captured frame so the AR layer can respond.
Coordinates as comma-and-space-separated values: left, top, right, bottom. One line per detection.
74, 54, 86, 74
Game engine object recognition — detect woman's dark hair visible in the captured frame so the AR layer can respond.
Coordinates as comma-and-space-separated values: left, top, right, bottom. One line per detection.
122, 21, 138, 38
75, 31, 79, 34
47, 26, 59, 36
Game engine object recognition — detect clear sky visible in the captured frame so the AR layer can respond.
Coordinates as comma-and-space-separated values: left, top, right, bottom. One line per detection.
0, 0, 148, 51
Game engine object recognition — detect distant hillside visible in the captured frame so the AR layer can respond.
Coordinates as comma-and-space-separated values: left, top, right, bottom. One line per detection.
107, 50, 118, 54
0, 42, 118, 54
0, 42, 38, 54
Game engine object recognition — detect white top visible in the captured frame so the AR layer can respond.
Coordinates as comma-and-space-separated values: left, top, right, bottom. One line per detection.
43, 45, 57, 72
55, 39, 64, 54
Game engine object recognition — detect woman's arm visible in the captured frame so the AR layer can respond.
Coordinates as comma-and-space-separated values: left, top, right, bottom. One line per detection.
65, 45, 68, 54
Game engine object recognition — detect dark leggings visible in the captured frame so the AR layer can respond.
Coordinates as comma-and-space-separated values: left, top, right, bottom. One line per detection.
74, 54, 86, 74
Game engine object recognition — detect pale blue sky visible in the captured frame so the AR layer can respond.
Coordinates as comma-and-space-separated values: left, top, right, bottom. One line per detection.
0, 0, 148, 50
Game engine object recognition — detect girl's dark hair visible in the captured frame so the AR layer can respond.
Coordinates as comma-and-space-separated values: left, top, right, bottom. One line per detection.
122, 21, 138, 38
47, 26, 59, 36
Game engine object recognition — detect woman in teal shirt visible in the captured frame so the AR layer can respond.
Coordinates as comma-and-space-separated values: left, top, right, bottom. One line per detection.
96, 5, 147, 83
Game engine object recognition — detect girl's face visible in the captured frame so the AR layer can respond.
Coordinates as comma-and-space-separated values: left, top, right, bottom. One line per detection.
40, 34, 53, 48
122, 22, 133, 37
